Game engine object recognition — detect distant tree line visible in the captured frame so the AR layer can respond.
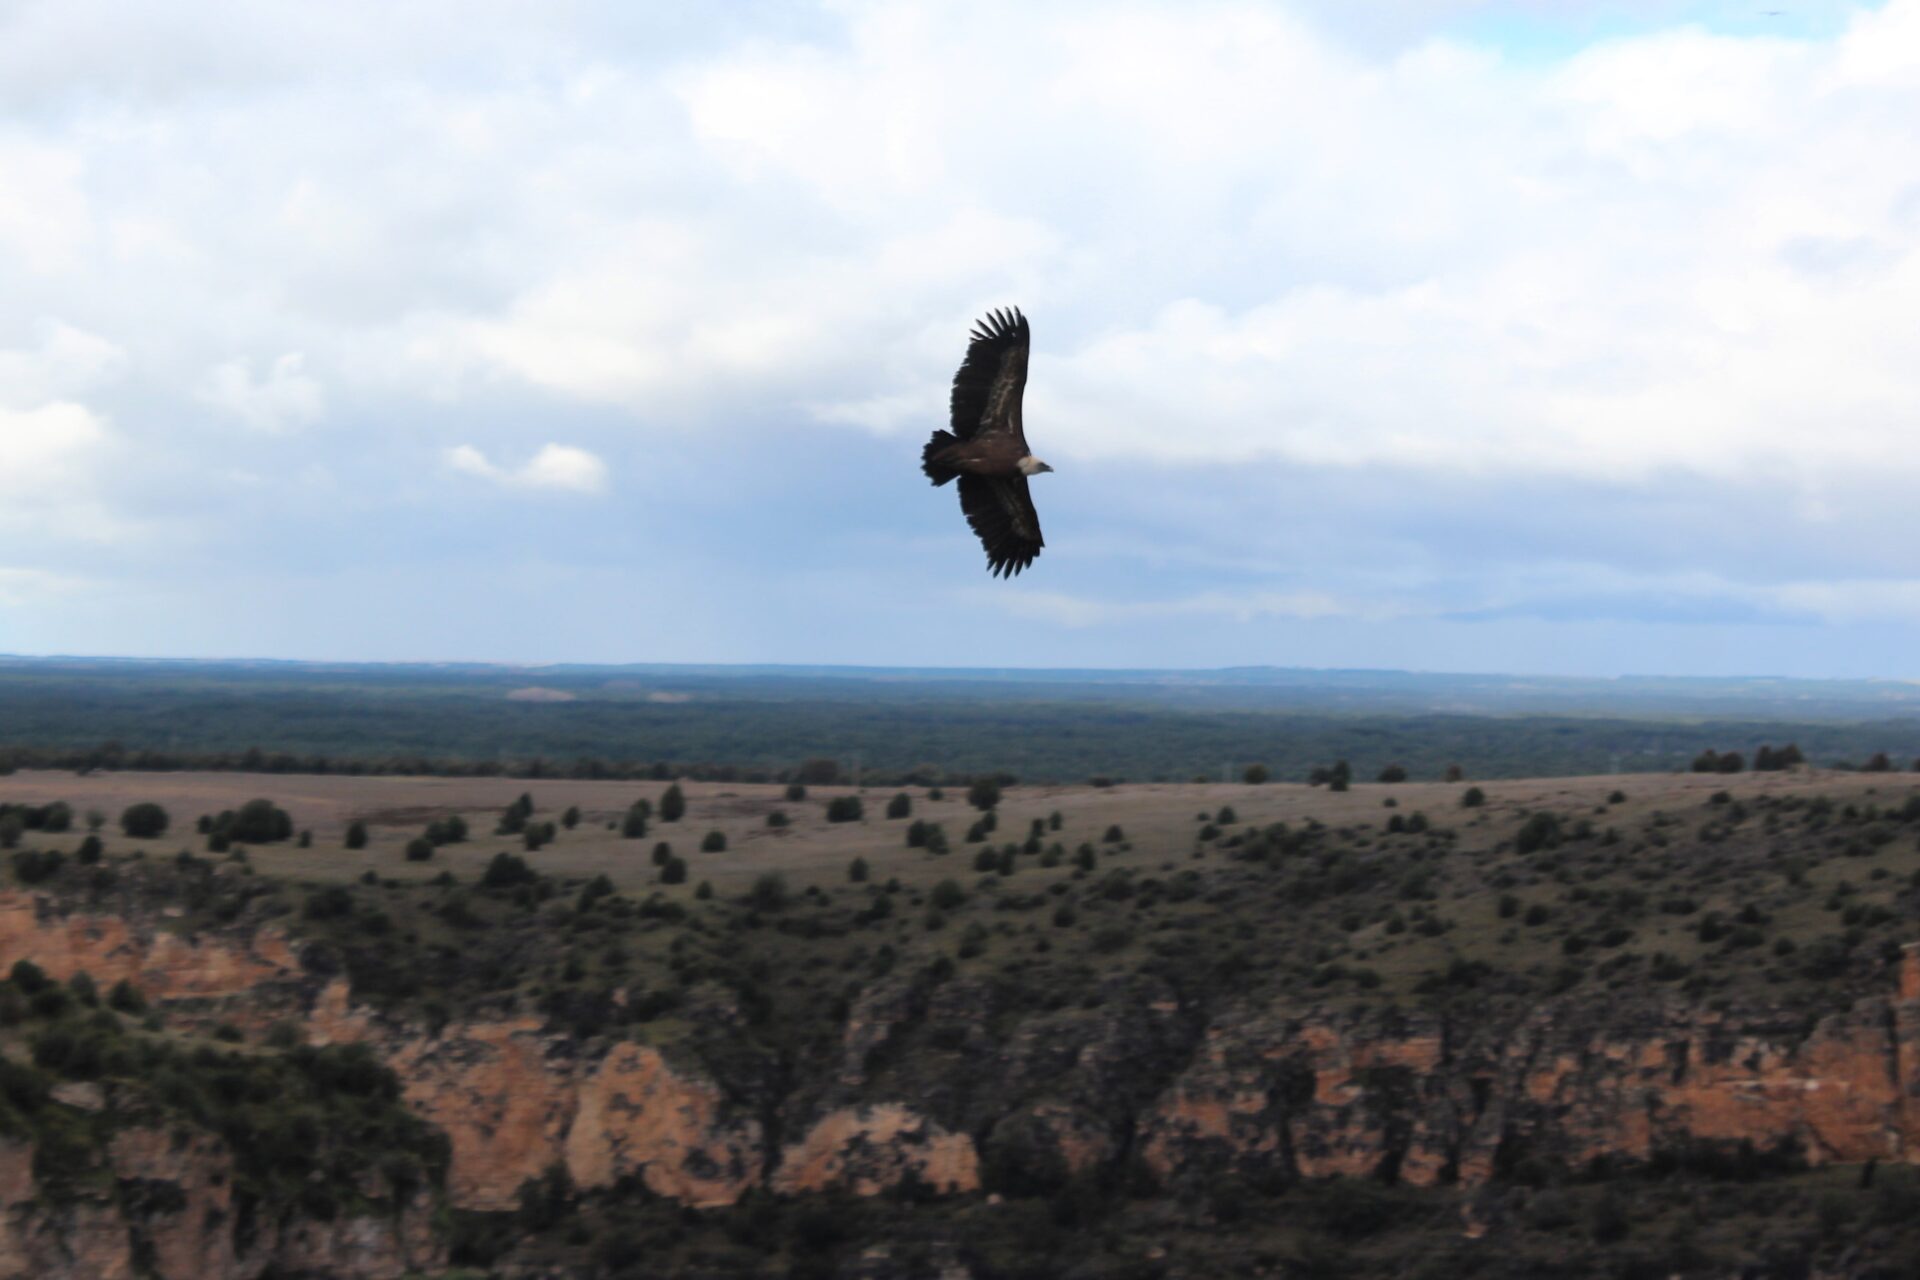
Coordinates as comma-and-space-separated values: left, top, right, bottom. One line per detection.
9, 716, 1920, 788
0, 743, 1034, 790
1693, 744, 1809, 774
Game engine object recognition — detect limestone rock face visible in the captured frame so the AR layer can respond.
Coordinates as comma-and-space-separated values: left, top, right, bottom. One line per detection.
0, 891, 302, 1000
1137, 982, 1920, 1191
772, 1104, 982, 1196
366, 1015, 765, 1210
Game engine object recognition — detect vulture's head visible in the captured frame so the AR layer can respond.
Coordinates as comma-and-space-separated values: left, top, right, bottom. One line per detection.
1018, 456, 1055, 477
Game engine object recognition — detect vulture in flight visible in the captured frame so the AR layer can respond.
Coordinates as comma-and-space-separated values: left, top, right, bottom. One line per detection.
922, 307, 1050, 577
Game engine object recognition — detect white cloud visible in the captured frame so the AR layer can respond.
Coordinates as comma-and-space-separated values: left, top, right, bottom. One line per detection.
446, 442, 609, 494
974, 565, 1920, 635
0, 401, 111, 484
0, 322, 127, 544
0, 567, 92, 606
0, 400, 125, 546
201, 352, 325, 432
0, 320, 124, 405
980, 587, 1414, 629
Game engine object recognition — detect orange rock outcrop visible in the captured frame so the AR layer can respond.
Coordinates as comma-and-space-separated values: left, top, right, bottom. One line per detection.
773, 1104, 981, 1196
0, 892, 300, 999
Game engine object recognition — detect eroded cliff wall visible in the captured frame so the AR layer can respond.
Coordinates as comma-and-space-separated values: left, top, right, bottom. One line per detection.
8, 889, 1920, 1275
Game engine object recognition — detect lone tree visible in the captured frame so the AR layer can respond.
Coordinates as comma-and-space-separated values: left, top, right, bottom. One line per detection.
482, 852, 538, 889
562, 806, 581, 830
701, 830, 727, 852
826, 796, 864, 823
1307, 762, 1352, 791
660, 784, 686, 823
967, 779, 1001, 811
748, 873, 790, 911
344, 820, 369, 850
119, 802, 169, 840
796, 757, 845, 786
795, 759, 842, 786
1243, 763, 1270, 785
230, 799, 293, 843
621, 803, 649, 840
886, 793, 912, 820
1377, 764, 1408, 784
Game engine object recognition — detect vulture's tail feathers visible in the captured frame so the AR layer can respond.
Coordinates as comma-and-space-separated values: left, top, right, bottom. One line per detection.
922, 430, 961, 486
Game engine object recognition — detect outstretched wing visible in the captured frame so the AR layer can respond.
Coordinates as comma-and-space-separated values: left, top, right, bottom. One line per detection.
958, 474, 1044, 577
948, 307, 1028, 443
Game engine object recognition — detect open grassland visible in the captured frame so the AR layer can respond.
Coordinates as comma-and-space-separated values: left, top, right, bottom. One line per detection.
6, 763, 1920, 893
7, 763, 1920, 1024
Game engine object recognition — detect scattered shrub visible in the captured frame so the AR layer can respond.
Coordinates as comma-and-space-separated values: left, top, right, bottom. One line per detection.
119, 803, 169, 839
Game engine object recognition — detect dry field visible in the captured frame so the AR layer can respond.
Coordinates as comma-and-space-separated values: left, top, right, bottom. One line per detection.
4, 765, 1918, 895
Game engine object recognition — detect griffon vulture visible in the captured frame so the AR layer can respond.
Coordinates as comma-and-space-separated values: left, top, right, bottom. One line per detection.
922, 307, 1050, 577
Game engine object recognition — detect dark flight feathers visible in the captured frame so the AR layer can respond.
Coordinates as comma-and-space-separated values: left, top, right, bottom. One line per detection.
959, 474, 1042, 578
925, 307, 1044, 577
948, 307, 1029, 442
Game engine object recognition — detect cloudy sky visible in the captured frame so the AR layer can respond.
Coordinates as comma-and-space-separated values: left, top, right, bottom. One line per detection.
3, 0, 1919, 675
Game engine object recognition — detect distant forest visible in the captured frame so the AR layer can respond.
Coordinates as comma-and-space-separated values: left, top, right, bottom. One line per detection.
5, 659, 1920, 783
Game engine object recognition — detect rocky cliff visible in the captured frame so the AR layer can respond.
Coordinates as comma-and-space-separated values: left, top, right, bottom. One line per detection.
8, 887, 1920, 1275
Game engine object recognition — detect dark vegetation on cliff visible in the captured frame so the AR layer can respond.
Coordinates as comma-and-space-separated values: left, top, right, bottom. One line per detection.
9, 765, 1920, 1274
0, 961, 445, 1232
